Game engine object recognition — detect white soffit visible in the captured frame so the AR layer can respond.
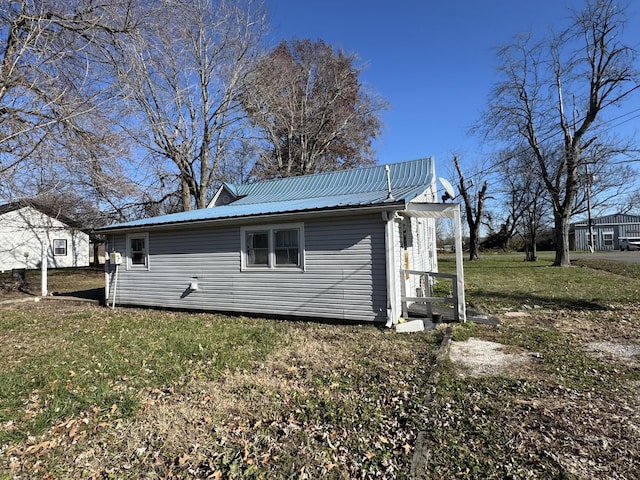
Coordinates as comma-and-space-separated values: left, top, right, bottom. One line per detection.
402, 202, 460, 218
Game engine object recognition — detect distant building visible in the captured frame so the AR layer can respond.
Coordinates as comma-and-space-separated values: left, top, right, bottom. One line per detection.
0, 200, 90, 271
570, 213, 640, 251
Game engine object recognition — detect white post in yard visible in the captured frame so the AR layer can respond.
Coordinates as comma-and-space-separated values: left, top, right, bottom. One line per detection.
41, 246, 48, 297
104, 261, 110, 301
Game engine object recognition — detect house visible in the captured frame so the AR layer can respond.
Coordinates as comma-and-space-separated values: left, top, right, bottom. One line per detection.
0, 200, 90, 272
96, 158, 466, 326
571, 213, 640, 251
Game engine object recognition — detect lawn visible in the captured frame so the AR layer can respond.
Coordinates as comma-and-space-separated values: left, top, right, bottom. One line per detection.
1, 256, 639, 479
0, 276, 436, 479
429, 253, 640, 479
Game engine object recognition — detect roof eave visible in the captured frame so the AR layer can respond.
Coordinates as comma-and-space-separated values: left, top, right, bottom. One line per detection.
96, 200, 407, 234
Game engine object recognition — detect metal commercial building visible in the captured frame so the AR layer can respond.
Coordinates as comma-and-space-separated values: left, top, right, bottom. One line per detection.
571, 213, 640, 251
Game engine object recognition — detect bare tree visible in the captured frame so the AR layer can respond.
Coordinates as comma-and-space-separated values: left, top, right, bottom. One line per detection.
454, 156, 488, 261
499, 148, 551, 261
111, 0, 267, 211
0, 0, 137, 201
241, 38, 387, 179
481, 0, 639, 266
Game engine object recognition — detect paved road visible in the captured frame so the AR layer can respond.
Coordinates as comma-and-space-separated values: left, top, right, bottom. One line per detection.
573, 251, 640, 264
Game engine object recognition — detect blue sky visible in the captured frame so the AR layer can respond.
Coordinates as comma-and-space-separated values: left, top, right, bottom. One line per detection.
266, 0, 640, 179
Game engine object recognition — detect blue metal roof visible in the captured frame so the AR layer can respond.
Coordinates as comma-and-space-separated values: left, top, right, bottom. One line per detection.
98, 158, 435, 231
231, 157, 433, 203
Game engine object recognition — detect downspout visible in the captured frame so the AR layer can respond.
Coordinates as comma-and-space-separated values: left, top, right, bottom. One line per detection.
383, 210, 398, 327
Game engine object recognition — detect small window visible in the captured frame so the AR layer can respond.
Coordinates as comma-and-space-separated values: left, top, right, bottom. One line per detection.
603, 232, 613, 247
241, 224, 304, 270
53, 239, 67, 256
401, 217, 413, 249
127, 233, 149, 269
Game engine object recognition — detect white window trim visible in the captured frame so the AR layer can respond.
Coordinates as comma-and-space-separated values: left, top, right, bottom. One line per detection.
240, 223, 305, 271
603, 231, 614, 246
126, 232, 149, 270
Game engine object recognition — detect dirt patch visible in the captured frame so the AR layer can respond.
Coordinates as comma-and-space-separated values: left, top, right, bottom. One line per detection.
449, 337, 535, 377
435, 315, 640, 479
585, 341, 640, 366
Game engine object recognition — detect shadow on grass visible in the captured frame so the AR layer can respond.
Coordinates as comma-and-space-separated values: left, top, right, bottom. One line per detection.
471, 289, 609, 311
463, 264, 557, 270
54, 287, 105, 304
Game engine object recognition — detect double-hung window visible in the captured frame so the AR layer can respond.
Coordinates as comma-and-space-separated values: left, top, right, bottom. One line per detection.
53, 239, 67, 256
242, 224, 304, 270
127, 233, 149, 270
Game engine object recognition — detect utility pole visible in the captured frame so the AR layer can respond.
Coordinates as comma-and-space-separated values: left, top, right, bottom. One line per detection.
586, 163, 594, 252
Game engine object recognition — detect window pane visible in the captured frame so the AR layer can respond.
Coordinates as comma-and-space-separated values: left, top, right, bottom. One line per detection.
247, 232, 269, 266
275, 229, 298, 247
53, 239, 67, 256
131, 238, 145, 251
275, 248, 299, 265
131, 237, 146, 265
275, 229, 299, 266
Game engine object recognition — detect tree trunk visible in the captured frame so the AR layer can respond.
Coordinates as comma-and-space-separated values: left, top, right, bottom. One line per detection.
93, 242, 100, 267
525, 245, 536, 262
453, 156, 487, 262
552, 212, 571, 266
180, 178, 192, 212
525, 238, 537, 262
468, 227, 480, 261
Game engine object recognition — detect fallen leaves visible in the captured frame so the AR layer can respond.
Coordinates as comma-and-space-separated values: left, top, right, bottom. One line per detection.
1, 309, 437, 478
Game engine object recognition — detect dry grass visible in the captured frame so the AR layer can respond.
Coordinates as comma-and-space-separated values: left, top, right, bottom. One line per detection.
2, 258, 640, 479
0, 267, 104, 301
430, 304, 640, 479
66, 325, 433, 478
0, 300, 436, 479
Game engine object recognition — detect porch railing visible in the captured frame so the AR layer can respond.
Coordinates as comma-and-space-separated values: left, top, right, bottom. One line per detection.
400, 269, 461, 322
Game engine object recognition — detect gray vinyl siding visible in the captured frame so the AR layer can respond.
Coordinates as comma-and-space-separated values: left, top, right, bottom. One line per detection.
107, 213, 387, 322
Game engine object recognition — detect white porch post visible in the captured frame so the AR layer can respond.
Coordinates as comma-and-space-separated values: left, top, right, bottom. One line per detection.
453, 205, 466, 322
402, 202, 467, 322
384, 211, 398, 327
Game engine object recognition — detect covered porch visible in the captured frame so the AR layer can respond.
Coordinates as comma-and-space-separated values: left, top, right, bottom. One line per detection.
390, 202, 466, 328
